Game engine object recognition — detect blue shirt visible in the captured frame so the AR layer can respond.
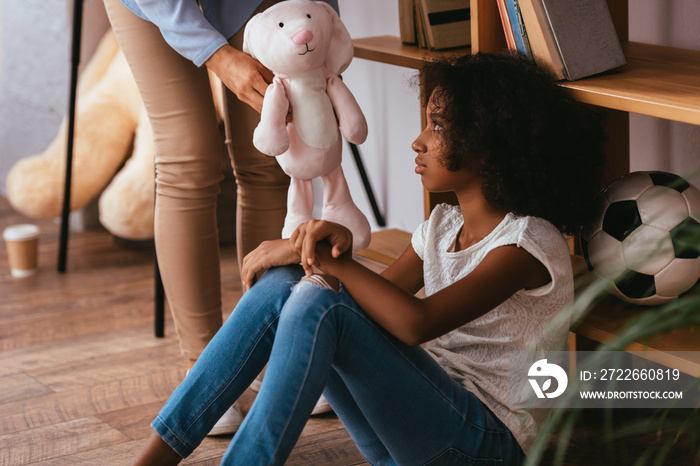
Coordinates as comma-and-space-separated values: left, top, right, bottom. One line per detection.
121, 0, 339, 67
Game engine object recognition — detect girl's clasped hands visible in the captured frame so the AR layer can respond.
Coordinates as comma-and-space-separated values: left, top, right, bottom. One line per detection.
241, 220, 352, 290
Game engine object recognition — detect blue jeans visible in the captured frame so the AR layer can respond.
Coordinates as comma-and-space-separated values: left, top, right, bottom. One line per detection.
152, 266, 525, 465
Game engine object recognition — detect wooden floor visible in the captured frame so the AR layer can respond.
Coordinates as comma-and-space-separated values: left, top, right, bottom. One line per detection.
2, 195, 699, 465
0, 197, 365, 465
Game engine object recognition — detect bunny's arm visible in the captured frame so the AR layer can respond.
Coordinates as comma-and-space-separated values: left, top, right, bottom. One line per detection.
253, 76, 290, 156
326, 74, 368, 145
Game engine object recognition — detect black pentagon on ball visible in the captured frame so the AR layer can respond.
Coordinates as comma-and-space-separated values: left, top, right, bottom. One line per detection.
580, 237, 594, 271
615, 269, 656, 299
670, 217, 700, 259
648, 171, 690, 193
602, 200, 642, 242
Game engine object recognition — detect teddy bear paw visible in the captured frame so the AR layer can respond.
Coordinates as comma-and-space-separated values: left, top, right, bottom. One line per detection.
321, 201, 371, 251
253, 126, 290, 157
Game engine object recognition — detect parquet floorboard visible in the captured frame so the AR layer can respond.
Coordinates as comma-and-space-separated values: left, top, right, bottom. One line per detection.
0, 196, 366, 465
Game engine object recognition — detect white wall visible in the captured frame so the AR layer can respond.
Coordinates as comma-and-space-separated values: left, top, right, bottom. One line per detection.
337, 0, 424, 233
0, 2, 2, 80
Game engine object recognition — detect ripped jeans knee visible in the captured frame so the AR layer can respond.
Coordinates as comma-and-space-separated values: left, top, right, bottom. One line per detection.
297, 274, 341, 293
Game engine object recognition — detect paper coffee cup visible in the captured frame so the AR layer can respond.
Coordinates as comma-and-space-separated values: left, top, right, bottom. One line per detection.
3, 224, 40, 278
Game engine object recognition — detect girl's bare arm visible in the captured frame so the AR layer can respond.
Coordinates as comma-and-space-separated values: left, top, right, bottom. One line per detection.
314, 241, 550, 346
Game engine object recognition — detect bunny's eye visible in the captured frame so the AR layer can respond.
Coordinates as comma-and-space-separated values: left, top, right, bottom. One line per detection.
279, 22, 284, 28
307, 14, 311, 18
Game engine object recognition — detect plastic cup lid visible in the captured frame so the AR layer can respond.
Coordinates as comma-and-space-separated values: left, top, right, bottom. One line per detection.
3, 224, 40, 241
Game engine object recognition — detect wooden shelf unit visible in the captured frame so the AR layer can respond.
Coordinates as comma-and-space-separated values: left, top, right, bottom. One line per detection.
352, 38, 700, 127
352, 0, 700, 375
353, 35, 469, 69
561, 42, 700, 126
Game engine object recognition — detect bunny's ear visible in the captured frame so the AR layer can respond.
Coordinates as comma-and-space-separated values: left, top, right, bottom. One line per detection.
318, 2, 353, 75
242, 13, 261, 58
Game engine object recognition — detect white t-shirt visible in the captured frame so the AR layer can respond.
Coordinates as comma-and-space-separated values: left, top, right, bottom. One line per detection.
411, 204, 573, 452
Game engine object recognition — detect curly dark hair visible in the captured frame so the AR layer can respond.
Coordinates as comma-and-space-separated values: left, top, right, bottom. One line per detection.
418, 53, 606, 236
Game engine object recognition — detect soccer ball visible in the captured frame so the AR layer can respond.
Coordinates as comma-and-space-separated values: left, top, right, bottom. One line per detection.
581, 171, 700, 305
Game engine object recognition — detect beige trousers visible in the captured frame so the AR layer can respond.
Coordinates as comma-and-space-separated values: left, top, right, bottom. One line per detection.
104, 0, 288, 359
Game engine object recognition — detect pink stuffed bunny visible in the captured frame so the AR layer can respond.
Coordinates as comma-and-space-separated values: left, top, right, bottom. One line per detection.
244, 0, 371, 251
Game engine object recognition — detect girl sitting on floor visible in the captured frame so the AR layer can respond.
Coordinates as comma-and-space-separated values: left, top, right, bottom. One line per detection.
131, 52, 605, 465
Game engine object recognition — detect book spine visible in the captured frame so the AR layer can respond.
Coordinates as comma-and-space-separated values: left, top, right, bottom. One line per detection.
399, 0, 417, 44
517, 0, 565, 79
418, 0, 471, 50
414, 0, 428, 48
497, 0, 518, 52
506, 0, 533, 59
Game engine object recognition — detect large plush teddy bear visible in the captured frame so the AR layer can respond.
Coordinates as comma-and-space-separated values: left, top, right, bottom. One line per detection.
5, 30, 225, 241
244, 0, 371, 251
5, 31, 154, 239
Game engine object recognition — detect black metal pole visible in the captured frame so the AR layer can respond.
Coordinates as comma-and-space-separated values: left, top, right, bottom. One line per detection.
348, 142, 386, 227
154, 257, 165, 338
58, 0, 84, 273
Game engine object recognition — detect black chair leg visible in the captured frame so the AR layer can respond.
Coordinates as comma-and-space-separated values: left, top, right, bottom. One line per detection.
348, 142, 385, 227
58, 0, 84, 273
154, 255, 165, 338
60, 1, 166, 338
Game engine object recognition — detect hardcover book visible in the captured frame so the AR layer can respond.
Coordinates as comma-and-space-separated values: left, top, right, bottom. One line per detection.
418, 0, 471, 50
541, 0, 626, 80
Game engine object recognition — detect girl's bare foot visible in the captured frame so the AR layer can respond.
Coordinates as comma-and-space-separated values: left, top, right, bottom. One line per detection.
131, 431, 183, 466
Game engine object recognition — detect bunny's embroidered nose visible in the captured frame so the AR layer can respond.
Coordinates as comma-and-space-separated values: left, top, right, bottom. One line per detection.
292, 29, 314, 45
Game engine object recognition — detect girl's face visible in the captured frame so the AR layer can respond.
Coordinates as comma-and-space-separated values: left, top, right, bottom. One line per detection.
411, 91, 474, 194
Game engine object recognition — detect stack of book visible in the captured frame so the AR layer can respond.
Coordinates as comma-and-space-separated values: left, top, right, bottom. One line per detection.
399, 0, 471, 50
496, 0, 626, 80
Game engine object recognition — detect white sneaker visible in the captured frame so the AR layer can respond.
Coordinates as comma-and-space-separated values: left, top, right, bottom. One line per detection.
185, 369, 244, 436
249, 376, 332, 415
207, 402, 244, 436
311, 394, 333, 415
249, 377, 262, 393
